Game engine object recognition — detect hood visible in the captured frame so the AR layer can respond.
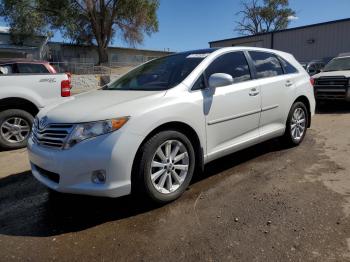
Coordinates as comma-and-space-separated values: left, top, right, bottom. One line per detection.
313, 70, 350, 78
39, 89, 166, 123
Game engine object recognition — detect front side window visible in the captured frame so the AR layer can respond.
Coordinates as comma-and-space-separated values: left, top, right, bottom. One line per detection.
105, 51, 215, 91
323, 57, 350, 72
205, 51, 251, 84
17, 63, 49, 74
192, 74, 206, 91
249, 51, 283, 79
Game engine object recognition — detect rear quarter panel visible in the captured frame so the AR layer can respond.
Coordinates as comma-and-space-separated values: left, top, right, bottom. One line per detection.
278, 52, 316, 118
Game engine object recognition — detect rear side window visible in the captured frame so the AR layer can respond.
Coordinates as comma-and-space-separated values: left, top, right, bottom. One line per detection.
205, 51, 251, 84
279, 57, 298, 74
249, 51, 283, 79
17, 63, 49, 74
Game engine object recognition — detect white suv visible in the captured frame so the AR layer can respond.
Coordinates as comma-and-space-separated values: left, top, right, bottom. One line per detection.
28, 47, 315, 203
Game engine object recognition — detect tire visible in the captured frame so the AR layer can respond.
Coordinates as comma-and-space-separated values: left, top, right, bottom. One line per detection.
134, 130, 196, 204
0, 109, 34, 150
283, 102, 309, 146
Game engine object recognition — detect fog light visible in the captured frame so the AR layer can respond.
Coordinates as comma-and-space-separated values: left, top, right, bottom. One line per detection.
91, 170, 106, 184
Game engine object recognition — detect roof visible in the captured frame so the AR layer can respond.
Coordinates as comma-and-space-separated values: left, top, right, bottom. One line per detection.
0, 44, 39, 50
176, 48, 218, 55
0, 59, 48, 64
209, 17, 350, 44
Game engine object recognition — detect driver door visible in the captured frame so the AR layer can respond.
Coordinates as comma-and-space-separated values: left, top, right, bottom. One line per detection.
204, 51, 261, 161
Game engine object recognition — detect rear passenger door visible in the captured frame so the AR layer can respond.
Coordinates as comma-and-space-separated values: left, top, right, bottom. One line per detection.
248, 51, 295, 136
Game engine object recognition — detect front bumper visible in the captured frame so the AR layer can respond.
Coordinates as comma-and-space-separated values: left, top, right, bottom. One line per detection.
27, 130, 145, 198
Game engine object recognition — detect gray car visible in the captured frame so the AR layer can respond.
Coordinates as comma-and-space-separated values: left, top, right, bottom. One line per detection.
301, 61, 325, 76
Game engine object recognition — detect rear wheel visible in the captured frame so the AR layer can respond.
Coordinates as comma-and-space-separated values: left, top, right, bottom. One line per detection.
135, 130, 196, 204
0, 109, 33, 150
283, 102, 309, 146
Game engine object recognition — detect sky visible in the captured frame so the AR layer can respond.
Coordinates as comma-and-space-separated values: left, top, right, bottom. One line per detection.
1, 0, 350, 52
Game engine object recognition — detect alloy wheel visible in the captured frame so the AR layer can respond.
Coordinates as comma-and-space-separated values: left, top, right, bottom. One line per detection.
150, 139, 189, 194
290, 107, 306, 141
0, 117, 31, 143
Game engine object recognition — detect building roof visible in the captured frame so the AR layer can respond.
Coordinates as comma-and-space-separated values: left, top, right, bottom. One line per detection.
0, 58, 48, 63
48, 41, 173, 54
209, 17, 350, 44
0, 44, 38, 50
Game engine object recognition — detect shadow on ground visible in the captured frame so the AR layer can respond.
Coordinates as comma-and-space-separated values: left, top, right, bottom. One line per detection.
0, 137, 288, 238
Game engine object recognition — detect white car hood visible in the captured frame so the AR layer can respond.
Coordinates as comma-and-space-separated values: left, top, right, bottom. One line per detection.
313, 70, 350, 78
39, 89, 166, 123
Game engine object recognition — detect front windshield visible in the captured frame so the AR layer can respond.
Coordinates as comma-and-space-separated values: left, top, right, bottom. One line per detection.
323, 57, 350, 72
104, 51, 212, 91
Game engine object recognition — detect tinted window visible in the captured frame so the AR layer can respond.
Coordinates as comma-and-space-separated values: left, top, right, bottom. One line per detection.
279, 57, 298, 74
105, 51, 214, 91
17, 63, 49, 73
206, 52, 251, 84
249, 51, 283, 78
192, 74, 206, 91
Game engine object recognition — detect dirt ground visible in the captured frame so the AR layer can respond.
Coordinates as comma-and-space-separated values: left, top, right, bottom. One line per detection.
0, 103, 350, 261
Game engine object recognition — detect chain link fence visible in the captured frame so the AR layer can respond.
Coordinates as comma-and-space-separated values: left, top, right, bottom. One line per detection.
50, 55, 161, 75
50, 61, 143, 75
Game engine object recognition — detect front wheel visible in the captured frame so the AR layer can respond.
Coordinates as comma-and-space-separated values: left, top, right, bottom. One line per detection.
135, 130, 196, 204
0, 109, 33, 150
283, 102, 309, 146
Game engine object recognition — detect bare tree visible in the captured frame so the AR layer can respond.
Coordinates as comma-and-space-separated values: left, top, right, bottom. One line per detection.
235, 0, 296, 35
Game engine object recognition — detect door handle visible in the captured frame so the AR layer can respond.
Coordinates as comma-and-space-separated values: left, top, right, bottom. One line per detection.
249, 88, 260, 96
285, 80, 293, 87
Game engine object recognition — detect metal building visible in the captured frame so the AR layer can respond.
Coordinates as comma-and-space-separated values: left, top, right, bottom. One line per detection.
209, 18, 350, 63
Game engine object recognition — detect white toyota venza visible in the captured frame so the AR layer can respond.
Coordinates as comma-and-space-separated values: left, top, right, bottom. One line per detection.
28, 47, 315, 203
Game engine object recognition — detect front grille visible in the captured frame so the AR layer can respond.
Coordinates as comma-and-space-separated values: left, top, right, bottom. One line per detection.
34, 165, 60, 183
31, 118, 74, 149
314, 77, 349, 99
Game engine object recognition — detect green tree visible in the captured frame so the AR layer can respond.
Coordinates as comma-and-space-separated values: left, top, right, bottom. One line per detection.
0, 0, 159, 64
235, 0, 296, 35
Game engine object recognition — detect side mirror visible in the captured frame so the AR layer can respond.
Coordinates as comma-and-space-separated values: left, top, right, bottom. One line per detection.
208, 73, 233, 88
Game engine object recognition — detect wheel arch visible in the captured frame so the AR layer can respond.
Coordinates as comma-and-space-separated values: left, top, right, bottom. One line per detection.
131, 121, 204, 192
293, 95, 311, 128
0, 97, 39, 116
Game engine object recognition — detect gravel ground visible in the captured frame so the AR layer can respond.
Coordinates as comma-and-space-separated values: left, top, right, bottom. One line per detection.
0, 103, 350, 261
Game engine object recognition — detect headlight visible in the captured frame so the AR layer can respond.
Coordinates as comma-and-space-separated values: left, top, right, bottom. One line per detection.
64, 117, 129, 149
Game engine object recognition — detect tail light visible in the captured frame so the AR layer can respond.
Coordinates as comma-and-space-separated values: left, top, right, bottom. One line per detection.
310, 77, 315, 86
61, 80, 71, 97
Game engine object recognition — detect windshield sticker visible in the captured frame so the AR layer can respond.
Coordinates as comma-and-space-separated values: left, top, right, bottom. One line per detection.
186, 53, 210, 59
